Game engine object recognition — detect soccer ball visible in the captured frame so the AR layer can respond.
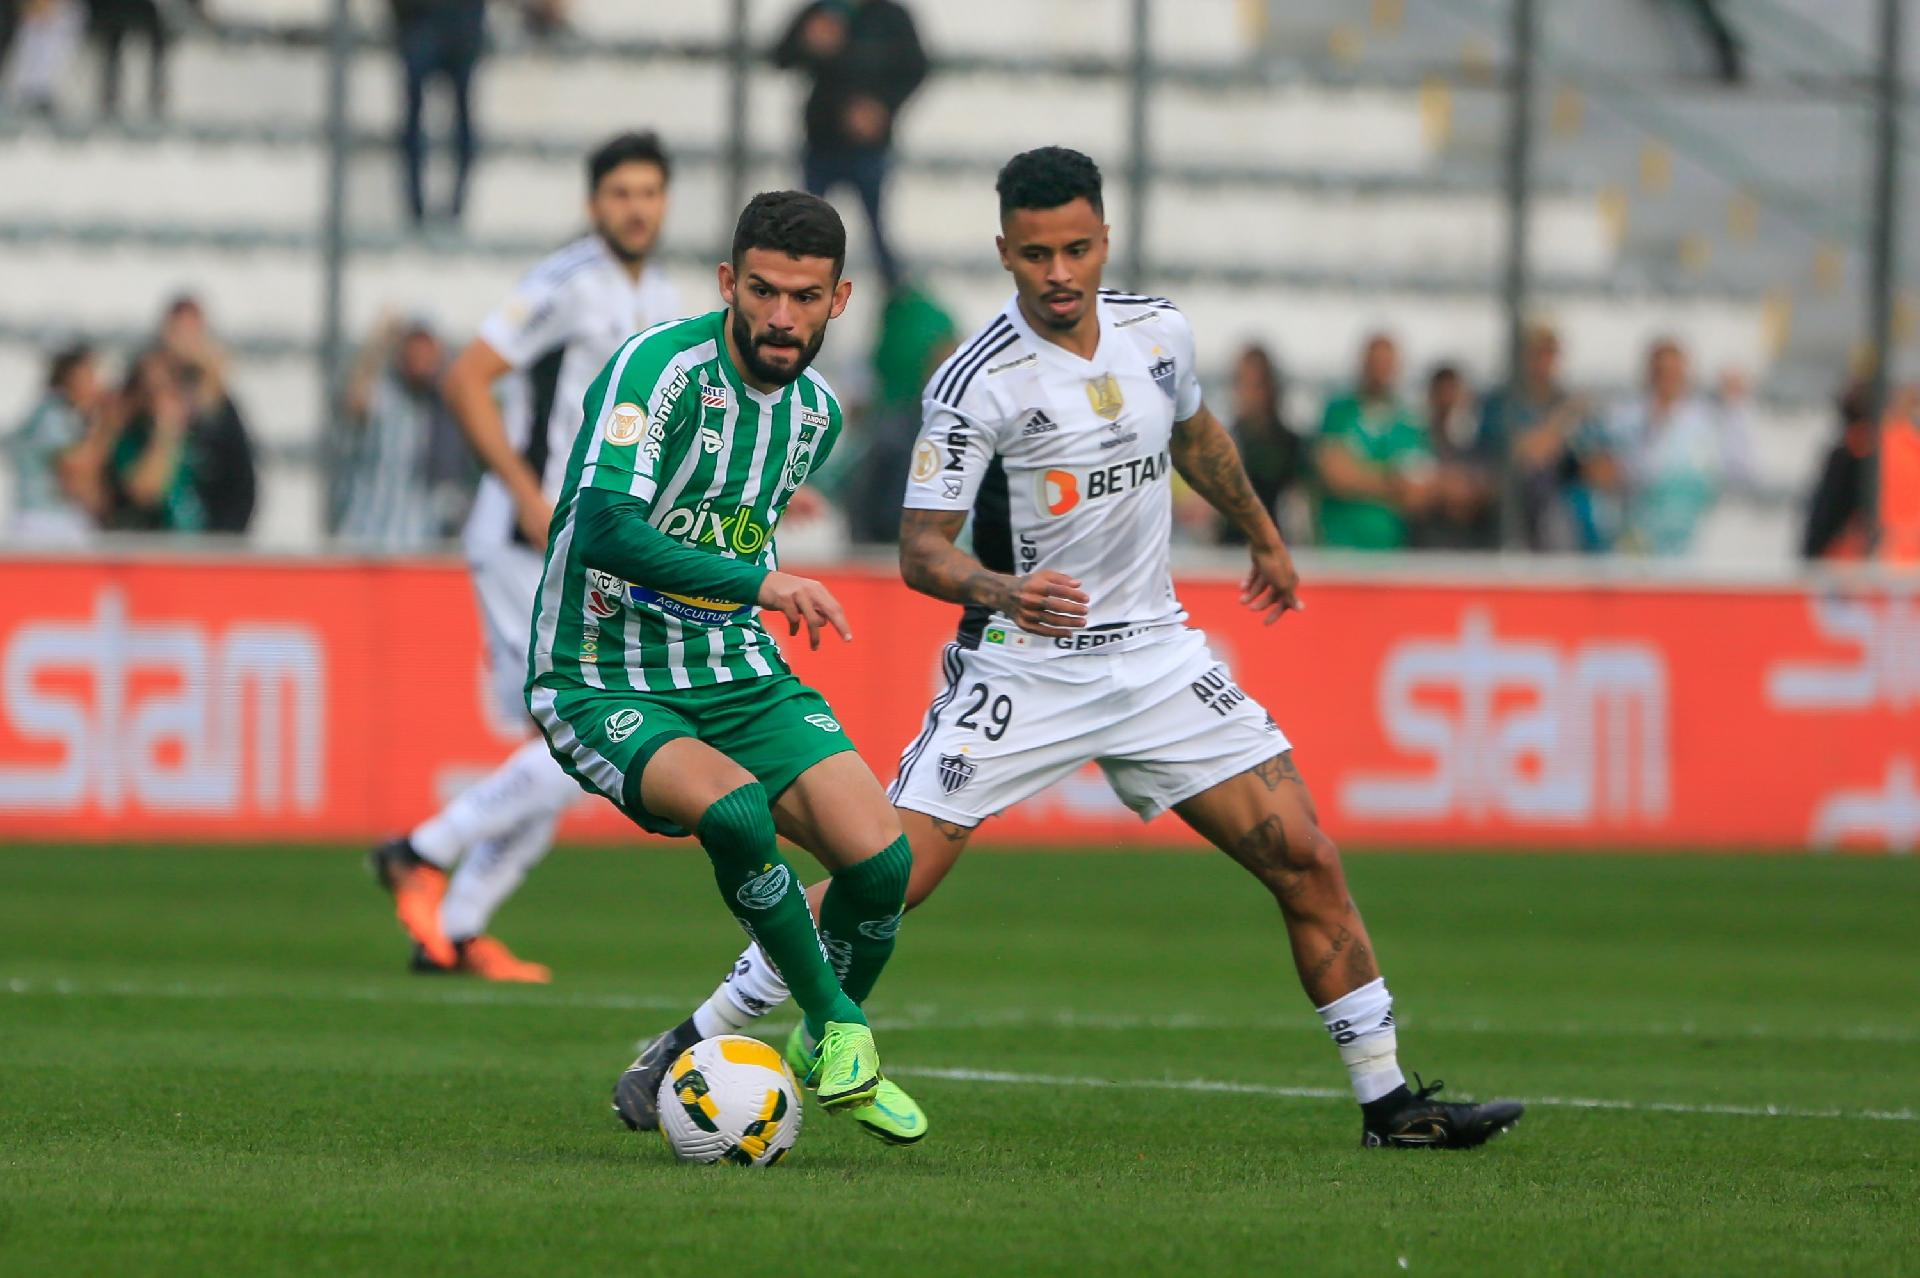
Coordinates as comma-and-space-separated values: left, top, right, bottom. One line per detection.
656, 1034, 804, 1166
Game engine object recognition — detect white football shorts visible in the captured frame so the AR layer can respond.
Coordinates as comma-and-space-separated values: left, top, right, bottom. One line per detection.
887, 625, 1290, 827
469, 543, 545, 724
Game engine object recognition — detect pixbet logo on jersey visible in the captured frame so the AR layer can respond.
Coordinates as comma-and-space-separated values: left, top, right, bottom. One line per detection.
655, 499, 772, 556
1035, 450, 1170, 517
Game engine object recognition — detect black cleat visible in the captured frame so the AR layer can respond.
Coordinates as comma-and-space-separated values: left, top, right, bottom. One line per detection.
1362, 1075, 1524, 1149
612, 1022, 701, 1132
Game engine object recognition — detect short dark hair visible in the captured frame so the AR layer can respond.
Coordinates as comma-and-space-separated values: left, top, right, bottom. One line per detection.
47, 342, 93, 390
588, 131, 671, 193
996, 147, 1104, 220
731, 190, 846, 276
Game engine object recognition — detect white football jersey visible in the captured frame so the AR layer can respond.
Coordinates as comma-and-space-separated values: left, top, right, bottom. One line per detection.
904, 289, 1204, 654
463, 235, 681, 557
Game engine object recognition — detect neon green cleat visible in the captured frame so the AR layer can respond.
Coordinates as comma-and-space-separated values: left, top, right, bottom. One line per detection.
785, 1022, 928, 1143
809, 1020, 881, 1111
852, 1078, 929, 1145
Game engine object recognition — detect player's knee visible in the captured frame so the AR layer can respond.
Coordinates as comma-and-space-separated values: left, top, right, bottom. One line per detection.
695, 781, 776, 850
1248, 819, 1342, 908
1280, 826, 1345, 900
834, 832, 912, 916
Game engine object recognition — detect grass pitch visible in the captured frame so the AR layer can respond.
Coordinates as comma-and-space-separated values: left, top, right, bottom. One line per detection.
2, 844, 1915, 1276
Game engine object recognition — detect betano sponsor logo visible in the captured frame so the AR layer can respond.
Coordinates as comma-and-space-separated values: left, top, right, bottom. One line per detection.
1035, 451, 1169, 517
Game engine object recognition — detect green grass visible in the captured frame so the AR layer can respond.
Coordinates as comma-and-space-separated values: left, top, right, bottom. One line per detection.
1, 845, 1916, 1277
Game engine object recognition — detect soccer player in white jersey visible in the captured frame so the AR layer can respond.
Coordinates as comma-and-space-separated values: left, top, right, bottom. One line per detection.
368, 132, 683, 983
635, 147, 1523, 1149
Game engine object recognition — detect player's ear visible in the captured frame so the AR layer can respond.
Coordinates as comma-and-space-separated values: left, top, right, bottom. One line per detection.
829, 276, 853, 319
995, 234, 1011, 273
717, 260, 737, 307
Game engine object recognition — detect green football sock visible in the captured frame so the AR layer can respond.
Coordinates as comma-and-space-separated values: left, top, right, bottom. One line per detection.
817, 834, 912, 1005
696, 783, 863, 1041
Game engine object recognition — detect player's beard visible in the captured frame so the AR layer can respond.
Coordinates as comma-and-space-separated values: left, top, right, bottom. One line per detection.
597, 221, 653, 265
730, 304, 827, 387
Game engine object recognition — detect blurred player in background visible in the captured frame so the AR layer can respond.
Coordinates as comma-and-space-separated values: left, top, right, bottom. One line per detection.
639, 147, 1523, 1149
368, 131, 681, 982
524, 191, 919, 1135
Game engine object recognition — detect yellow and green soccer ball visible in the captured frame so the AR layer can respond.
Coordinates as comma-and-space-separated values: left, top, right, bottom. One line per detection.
657, 1035, 803, 1166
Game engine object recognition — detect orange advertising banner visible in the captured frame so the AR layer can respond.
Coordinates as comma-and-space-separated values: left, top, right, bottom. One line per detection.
1, 556, 1914, 850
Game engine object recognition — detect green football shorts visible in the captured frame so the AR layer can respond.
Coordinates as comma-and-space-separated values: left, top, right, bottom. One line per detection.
528, 674, 857, 836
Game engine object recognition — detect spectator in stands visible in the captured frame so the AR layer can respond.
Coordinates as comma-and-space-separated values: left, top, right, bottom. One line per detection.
515, 0, 567, 39
1802, 381, 1877, 561
1476, 325, 1597, 552
845, 284, 956, 545
1804, 381, 1920, 564
1415, 362, 1498, 550
1313, 332, 1435, 550
87, 0, 198, 118
2, 0, 83, 116
158, 295, 255, 531
4, 342, 109, 544
103, 346, 199, 531
1181, 343, 1307, 546
1589, 337, 1756, 556
774, 0, 929, 289
337, 316, 472, 550
392, 0, 486, 226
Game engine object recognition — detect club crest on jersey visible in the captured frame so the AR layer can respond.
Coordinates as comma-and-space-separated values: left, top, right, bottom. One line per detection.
780, 432, 821, 493
1084, 373, 1124, 421
937, 753, 976, 795
1149, 348, 1177, 400
605, 401, 645, 446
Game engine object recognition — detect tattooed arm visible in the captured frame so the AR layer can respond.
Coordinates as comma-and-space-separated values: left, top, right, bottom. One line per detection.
1171, 403, 1303, 622
898, 507, 1090, 638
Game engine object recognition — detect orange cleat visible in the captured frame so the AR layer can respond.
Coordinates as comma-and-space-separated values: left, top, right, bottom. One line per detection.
368, 838, 455, 968
449, 935, 552, 984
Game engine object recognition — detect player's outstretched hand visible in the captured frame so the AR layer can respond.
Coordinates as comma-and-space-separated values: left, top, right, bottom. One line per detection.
1243, 542, 1303, 625
758, 571, 854, 650
1008, 570, 1090, 638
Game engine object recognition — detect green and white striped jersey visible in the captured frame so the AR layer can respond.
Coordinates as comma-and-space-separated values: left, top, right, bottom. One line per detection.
527, 309, 843, 693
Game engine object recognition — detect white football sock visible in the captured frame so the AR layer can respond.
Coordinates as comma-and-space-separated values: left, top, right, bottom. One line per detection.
438, 812, 557, 942
1317, 976, 1407, 1105
690, 991, 759, 1040
714, 941, 791, 1023
410, 737, 580, 869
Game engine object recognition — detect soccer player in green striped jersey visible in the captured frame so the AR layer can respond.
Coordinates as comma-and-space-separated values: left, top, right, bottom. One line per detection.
527, 192, 916, 1129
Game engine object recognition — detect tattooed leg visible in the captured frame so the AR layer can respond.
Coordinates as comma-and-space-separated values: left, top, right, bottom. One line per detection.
1178, 751, 1380, 1005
